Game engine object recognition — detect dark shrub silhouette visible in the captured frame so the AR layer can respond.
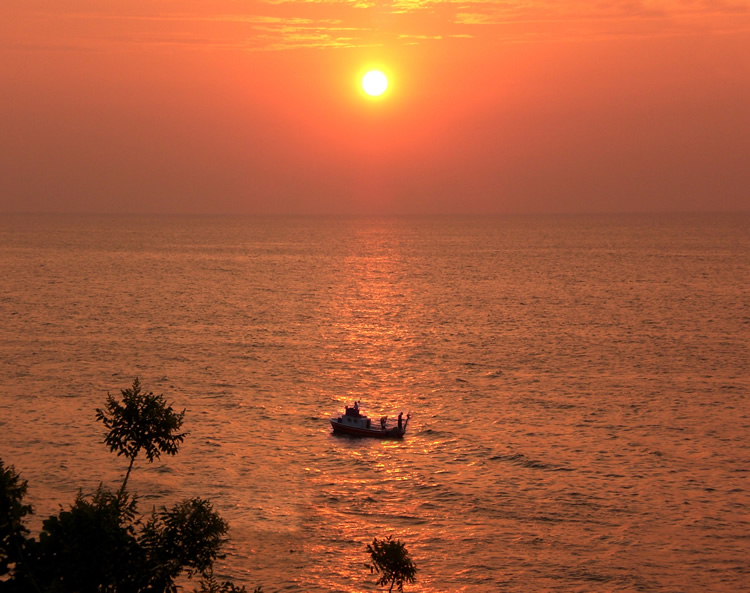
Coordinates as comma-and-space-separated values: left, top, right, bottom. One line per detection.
96, 377, 187, 494
366, 535, 417, 592
0, 460, 32, 579
1, 378, 258, 593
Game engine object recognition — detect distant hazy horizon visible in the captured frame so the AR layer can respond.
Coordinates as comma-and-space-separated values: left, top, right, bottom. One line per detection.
1, 206, 748, 219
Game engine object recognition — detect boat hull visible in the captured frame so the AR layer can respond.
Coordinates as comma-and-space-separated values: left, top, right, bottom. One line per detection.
330, 419, 405, 439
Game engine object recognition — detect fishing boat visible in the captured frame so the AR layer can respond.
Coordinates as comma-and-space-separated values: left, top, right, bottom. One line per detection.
330, 401, 410, 439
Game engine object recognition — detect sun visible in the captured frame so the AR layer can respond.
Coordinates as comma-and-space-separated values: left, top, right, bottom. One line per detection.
362, 70, 388, 97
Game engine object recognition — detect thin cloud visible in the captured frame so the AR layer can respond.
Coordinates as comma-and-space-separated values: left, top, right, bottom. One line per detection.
2, 1, 748, 53
252, 0, 750, 48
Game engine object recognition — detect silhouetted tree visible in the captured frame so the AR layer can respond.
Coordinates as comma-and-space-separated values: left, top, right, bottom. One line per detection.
0, 460, 32, 579
95, 377, 187, 494
140, 497, 230, 590
18, 485, 144, 592
366, 536, 417, 593
2, 379, 258, 593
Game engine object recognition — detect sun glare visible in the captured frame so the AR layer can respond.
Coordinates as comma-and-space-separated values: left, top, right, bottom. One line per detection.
362, 70, 388, 97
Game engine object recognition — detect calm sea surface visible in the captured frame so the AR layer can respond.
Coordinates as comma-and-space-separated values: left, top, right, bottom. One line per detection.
0, 214, 748, 592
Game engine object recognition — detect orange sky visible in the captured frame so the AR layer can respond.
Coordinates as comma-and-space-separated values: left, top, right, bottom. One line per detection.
1, 1, 749, 215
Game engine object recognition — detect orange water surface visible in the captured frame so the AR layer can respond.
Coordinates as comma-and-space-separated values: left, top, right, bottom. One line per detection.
1, 214, 748, 592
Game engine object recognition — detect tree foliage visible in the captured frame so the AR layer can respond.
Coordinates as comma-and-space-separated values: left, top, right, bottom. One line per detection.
366, 536, 417, 593
0, 460, 32, 578
18, 486, 144, 592
1, 378, 255, 593
140, 498, 230, 590
95, 377, 187, 493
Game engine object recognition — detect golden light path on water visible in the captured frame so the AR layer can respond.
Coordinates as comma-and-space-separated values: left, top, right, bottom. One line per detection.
302, 224, 427, 591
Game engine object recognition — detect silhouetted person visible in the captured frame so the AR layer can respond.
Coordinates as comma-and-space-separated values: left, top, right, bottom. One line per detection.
398, 412, 403, 430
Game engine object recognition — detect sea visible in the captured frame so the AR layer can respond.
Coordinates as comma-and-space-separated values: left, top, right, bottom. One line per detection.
0, 213, 748, 592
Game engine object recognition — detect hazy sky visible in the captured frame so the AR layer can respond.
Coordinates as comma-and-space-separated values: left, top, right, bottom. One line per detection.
1, 1, 749, 215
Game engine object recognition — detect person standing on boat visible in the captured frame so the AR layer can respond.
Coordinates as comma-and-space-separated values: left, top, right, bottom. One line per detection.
398, 412, 403, 430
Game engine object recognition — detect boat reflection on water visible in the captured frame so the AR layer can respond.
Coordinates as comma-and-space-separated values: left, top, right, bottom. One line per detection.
330, 401, 410, 439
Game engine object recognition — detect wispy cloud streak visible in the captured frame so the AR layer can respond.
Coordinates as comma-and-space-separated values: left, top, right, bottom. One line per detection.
2, 0, 748, 52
